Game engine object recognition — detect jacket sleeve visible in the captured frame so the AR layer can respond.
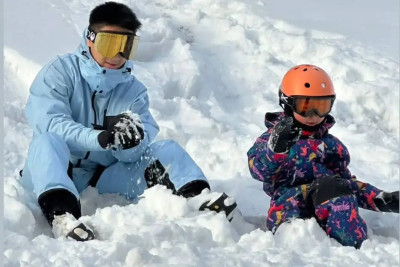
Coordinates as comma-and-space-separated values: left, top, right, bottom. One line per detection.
26, 60, 103, 151
247, 130, 288, 196
111, 89, 159, 162
350, 176, 384, 211
326, 136, 383, 211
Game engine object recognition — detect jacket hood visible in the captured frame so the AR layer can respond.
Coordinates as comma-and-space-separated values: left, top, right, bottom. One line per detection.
264, 112, 335, 138
75, 28, 134, 94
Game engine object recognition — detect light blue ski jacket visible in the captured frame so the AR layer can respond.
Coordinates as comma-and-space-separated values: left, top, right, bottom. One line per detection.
25, 28, 159, 171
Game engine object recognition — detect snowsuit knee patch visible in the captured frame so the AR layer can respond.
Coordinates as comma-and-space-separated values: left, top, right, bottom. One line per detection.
308, 175, 352, 207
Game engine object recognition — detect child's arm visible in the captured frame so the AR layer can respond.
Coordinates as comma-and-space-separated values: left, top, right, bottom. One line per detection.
247, 117, 301, 196
328, 136, 398, 212
349, 176, 398, 212
247, 131, 288, 197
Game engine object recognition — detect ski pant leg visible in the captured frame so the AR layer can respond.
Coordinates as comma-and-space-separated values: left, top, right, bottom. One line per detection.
21, 132, 81, 223
314, 196, 367, 248
309, 176, 368, 248
95, 140, 209, 200
145, 140, 208, 191
95, 160, 148, 200
21, 132, 79, 199
267, 186, 311, 233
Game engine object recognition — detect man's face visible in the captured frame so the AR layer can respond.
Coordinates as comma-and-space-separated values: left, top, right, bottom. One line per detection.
87, 25, 133, 69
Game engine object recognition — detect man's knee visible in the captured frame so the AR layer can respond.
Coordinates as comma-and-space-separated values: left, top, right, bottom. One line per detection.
150, 140, 182, 154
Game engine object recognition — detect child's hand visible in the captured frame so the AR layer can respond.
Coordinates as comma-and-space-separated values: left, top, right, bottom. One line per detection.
268, 116, 302, 153
374, 191, 399, 213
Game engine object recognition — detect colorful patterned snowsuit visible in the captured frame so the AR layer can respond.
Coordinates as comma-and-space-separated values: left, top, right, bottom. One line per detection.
247, 112, 383, 247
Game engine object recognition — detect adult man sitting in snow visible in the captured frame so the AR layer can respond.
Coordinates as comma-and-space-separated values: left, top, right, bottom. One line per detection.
21, 1, 238, 241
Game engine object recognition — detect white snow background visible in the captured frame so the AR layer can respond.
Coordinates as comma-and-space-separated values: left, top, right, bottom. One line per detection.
4, 0, 400, 266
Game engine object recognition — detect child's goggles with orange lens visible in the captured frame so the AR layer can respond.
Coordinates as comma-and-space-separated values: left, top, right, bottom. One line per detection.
87, 29, 139, 60
292, 96, 335, 117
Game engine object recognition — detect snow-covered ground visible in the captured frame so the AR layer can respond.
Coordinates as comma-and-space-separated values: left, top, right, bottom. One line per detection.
4, 0, 399, 266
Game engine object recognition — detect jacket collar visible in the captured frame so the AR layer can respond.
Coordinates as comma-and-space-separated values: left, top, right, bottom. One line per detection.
75, 28, 134, 94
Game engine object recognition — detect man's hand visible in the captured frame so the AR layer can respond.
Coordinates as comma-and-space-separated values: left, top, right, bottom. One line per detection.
374, 191, 399, 213
268, 116, 302, 153
98, 112, 144, 150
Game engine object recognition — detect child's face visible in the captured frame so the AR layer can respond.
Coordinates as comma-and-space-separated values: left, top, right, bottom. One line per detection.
87, 25, 130, 69
293, 112, 325, 127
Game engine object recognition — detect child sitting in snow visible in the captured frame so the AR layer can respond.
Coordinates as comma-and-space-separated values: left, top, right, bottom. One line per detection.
247, 64, 399, 248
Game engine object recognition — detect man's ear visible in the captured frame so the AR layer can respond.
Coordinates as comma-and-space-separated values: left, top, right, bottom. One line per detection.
86, 39, 93, 48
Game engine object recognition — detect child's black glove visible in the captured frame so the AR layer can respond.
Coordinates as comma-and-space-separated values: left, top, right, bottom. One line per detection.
268, 116, 302, 153
98, 112, 144, 150
374, 191, 399, 213
305, 175, 352, 209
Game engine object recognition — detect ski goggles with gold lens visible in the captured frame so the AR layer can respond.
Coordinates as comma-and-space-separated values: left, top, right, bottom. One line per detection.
87, 28, 139, 60
292, 96, 335, 117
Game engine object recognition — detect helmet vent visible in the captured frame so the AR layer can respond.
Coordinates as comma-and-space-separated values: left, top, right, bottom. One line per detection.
303, 68, 308, 71
321, 83, 326, 88
304, 82, 310, 88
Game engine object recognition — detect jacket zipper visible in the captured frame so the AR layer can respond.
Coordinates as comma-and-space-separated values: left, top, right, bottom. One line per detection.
76, 90, 98, 168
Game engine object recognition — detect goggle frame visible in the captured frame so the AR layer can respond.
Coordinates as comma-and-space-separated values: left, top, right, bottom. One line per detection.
280, 91, 335, 118
86, 28, 139, 60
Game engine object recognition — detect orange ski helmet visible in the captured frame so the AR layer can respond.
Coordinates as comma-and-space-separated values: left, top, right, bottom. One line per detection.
281, 64, 335, 97
279, 64, 336, 116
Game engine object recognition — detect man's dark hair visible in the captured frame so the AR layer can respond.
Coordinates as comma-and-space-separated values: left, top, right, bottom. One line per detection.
89, 1, 141, 32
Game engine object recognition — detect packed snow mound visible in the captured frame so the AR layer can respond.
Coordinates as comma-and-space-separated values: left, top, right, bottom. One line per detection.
4, 0, 399, 266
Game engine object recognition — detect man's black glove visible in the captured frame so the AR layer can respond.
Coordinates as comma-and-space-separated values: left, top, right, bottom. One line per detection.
98, 112, 144, 150
374, 191, 399, 213
268, 116, 302, 153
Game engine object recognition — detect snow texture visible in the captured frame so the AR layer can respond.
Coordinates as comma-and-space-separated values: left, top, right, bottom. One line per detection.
4, 0, 399, 266
52, 213, 86, 239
